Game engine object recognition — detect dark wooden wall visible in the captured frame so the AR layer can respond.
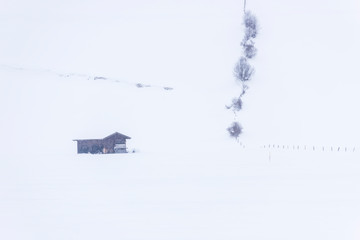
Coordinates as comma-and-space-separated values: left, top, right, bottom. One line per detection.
76, 135, 128, 154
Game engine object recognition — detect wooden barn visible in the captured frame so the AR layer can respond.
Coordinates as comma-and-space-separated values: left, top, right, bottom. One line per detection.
73, 132, 131, 154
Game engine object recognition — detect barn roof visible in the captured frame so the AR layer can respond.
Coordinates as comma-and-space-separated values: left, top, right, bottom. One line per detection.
73, 132, 131, 141
103, 132, 131, 140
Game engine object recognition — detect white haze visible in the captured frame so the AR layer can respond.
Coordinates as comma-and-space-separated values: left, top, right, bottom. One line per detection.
1, 0, 360, 239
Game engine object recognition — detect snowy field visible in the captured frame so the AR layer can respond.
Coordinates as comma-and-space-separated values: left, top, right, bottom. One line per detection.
1, 0, 360, 239
1, 149, 360, 239
1, 68, 360, 240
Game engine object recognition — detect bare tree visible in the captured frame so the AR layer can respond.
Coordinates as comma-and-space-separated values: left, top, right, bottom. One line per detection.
242, 11, 258, 45
234, 57, 254, 82
243, 42, 257, 59
226, 97, 243, 112
227, 122, 243, 139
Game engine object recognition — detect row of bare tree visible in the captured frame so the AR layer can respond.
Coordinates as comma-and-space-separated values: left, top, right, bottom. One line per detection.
227, 5, 258, 140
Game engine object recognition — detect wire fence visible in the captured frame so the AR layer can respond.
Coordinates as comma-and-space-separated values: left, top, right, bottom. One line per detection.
259, 144, 356, 152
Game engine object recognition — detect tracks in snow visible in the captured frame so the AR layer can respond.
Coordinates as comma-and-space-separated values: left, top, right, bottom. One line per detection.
0, 64, 174, 91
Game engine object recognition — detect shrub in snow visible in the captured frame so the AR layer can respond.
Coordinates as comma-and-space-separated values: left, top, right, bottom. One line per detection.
227, 122, 242, 139
232, 97, 243, 111
234, 57, 254, 82
243, 42, 257, 59
226, 97, 243, 112
243, 11, 258, 43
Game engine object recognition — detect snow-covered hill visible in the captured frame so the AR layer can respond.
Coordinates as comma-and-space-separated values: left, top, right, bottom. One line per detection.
0, 65, 232, 154
1, 0, 360, 239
